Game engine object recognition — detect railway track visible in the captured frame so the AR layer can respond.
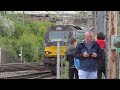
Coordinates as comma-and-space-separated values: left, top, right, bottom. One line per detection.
0, 62, 56, 79
1, 70, 55, 79
0, 62, 44, 72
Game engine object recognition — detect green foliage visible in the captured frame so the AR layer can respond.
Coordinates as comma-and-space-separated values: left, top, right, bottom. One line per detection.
60, 58, 69, 79
13, 22, 31, 38
0, 15, 15, 37
113, 35, 120, 48
0, 37, 17, 62
29, 21, 53, 36
76, 33, 85, 43
118, 25, 120, 33
0, 13, 54, 63
17, 33, 40, 62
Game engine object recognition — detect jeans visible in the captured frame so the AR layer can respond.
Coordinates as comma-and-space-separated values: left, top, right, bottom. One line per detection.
78, 70, 97, 79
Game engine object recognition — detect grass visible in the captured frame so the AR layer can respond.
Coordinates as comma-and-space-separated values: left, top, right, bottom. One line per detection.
60, 57, 69, 79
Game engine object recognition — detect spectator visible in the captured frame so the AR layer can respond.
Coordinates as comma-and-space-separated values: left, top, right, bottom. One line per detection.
66, 37, 79, 79
74, 31, 102, 79
96, 32, 106, 79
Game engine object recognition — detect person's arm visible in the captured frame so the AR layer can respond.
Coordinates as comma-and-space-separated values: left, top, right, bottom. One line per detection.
66, 46, 75, 55
66, 46, 75, 61
74, 43, 85, 60
96, 44, 102, 60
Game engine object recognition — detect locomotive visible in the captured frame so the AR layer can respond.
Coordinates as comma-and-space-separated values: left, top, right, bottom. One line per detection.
43, 25, 85, 74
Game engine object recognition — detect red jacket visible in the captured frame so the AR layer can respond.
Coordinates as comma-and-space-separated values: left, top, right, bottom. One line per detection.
96, 40, 105, 49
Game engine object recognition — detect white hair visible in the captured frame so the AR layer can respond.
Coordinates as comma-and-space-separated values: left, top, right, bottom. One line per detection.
85, 30, 94, 37
85, 30, 95, 41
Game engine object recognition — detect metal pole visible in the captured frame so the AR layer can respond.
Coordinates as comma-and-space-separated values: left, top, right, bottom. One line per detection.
0, 48, 1, 63
21, 47, 23, 63
63, 11, 65, 25
118, 53, 120, 79
92, 11, 97, 34
96, 11, 109, 78
60, 55, 63, 79
87, 15, 90, 28
108, 11, 117, 79
94, 11, 97, 34
23, 11, 24, 25
103, 11, 107, 35
97, 11, 105, 33
116, 52, 119, 79
87, 11, 92, 28
57, 41, 60, 79
105, 11, 110, 79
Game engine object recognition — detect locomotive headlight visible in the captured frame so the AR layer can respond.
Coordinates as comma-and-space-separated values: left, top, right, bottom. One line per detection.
45, 51, 51, 54
45, 51, 49, 54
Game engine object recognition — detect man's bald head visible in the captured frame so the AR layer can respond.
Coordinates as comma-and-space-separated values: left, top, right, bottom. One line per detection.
85, 31, 94, 36
85, 31, 95, 43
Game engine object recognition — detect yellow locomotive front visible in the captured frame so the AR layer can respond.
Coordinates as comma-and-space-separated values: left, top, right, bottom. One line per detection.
44, 46, 67, 57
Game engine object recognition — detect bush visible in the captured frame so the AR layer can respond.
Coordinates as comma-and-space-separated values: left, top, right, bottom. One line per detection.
0, 37, 17, 62
0, 15, 15, 37
0, 13, 54, 63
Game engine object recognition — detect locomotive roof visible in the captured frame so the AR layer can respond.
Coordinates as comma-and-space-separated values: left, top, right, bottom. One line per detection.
47, 25, 84, 31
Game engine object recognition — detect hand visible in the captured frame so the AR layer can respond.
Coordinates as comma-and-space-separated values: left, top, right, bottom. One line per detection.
83, 51, 90, 57
91, 52, 97, 57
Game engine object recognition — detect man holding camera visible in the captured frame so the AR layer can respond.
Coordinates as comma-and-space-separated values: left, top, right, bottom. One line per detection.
74, 31, 102, 79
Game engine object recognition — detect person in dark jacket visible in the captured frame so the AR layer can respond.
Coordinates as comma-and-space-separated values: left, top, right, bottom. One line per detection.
66, 37, 79, 79
74, 31, 102, 79
96, 32, 106, 79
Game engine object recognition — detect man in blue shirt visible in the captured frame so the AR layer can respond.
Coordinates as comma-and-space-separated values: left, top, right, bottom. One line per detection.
74, 31, 102, 79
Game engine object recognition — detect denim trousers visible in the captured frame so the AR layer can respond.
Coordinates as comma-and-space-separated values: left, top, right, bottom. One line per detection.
78, 69, 97, 79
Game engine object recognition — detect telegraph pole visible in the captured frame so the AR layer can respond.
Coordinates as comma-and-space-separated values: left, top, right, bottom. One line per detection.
105, 11, 111, 79
92, 11, 97, 34
87, 11, 91, 28
97, 11, 106, 34
109, 11, 118, 79
105, 11, 118, 79
96, 11, 118, 79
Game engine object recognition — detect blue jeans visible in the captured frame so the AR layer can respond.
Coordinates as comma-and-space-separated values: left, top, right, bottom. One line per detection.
78, 70, 97, 79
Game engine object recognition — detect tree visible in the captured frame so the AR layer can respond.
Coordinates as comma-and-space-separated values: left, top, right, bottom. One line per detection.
0, 15, 15, 37
0, 12, 54, 63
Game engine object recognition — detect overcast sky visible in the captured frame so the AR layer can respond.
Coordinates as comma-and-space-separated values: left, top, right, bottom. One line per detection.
8, 11, 87, 14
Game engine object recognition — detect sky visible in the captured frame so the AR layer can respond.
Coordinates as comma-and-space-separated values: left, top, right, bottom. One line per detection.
7, 11, 88, 14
